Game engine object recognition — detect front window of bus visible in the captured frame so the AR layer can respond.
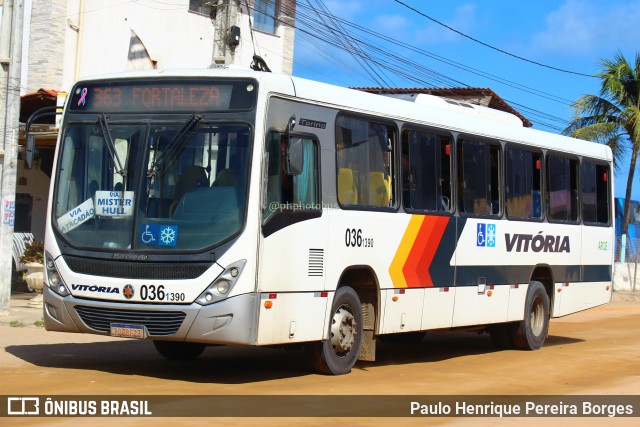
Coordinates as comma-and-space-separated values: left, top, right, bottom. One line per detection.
52, 120, 251, 251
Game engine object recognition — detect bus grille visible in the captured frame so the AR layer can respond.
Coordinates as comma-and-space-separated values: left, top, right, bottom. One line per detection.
63, 256, 211, 280
75, 305, 186, 336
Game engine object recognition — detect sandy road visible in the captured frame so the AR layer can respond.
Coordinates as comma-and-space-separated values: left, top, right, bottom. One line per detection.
1, 292, 639, 426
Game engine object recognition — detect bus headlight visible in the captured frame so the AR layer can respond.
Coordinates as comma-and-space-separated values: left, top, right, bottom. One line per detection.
196, 260, 246, 306
45, 252, 70, 297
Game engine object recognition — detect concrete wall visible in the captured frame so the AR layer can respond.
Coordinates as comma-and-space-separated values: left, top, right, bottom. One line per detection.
26, 0, 67, 93
54, 0, 295, 92
613, 262, 640, 292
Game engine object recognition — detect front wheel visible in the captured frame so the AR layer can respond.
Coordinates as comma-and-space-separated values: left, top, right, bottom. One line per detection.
512, 281, 549, 350
307, 286, 363, 375
153, 340, 206, 360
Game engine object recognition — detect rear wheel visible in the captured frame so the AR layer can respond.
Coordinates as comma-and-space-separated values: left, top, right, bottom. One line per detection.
512, 281, 549, 350
153, 340, 206, 360
307, 286, 363, 375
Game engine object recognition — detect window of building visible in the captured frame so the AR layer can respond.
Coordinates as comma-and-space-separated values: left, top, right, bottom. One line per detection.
582, 160, 610, 224
254, 0, 278, 34
457, 138, 500, 215
263, 132, 319, 219
401, 128, 452, 212
505, 147, 542, 219
189, 0, 214, 17
336, 115, 395, 209
547, 154, 579, 222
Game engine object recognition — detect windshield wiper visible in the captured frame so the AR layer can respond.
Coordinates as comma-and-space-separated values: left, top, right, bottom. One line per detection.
147, 114, 203, 179
97, 113, 127, 179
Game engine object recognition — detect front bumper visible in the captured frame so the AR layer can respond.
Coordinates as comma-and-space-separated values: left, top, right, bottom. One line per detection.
43, 286, 259, 345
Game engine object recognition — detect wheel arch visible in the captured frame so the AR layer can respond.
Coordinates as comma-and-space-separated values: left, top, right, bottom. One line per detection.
530, 264, 554, 314
336, 265, 380, 361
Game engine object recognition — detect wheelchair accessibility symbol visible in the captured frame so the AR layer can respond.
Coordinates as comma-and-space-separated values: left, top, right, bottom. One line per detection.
477, 223, 496, 247
141, 224, 158, 244
141, 224, 157, 244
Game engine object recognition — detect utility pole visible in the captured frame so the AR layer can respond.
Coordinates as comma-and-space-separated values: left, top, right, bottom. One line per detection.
212, 0, 240, 66
0, 0, 25, 316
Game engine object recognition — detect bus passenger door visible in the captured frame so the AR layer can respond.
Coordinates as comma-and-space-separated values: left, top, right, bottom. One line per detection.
257, 133, 328, 345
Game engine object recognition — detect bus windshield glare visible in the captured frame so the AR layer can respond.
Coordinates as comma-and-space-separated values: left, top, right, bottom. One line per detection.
52, 119, 251, 251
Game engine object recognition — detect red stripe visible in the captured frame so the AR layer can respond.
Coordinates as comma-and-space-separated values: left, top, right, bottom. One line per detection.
403, 218, 436, 287
402, 216, 449, 288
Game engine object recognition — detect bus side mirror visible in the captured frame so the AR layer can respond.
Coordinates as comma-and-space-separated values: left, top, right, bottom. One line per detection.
25, 134, 36, 169
286, 137, 304, 176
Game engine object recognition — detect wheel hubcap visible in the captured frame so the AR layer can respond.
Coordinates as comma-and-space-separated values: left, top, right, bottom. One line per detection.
330, 305, 357, 354
530, 296, 544, 336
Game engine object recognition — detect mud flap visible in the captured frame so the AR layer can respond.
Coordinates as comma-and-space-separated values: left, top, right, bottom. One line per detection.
358, 299, 376, 361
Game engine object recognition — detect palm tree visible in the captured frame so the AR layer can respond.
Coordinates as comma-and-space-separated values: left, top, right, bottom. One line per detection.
564, 51, 640, 239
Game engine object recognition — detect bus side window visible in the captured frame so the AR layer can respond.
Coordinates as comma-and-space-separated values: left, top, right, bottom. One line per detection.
457, 139, 500, 216
336, 115, 395, 209
547, 155, 579, 222
582, 161, 610, 224
506, 147, 542, 220
402, 128, 452, 212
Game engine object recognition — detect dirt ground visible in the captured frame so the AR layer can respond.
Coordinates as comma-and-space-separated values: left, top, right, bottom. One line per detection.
1, 291, 639, 426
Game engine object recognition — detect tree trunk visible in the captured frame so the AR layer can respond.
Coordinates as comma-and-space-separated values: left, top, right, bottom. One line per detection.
621, 145, 639, 237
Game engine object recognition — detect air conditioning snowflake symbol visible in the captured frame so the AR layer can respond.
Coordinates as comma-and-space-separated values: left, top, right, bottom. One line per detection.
159, 226, 177, 246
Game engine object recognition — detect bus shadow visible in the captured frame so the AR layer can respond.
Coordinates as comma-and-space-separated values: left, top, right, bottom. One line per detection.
6, 332, 583, 383
5, 340, 311, 384
363, 331, 584, 368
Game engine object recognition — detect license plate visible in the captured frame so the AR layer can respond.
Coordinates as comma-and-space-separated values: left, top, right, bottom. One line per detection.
110, 323, 147, 339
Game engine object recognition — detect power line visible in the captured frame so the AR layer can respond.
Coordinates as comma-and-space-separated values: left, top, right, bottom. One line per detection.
393, 0, 597, 78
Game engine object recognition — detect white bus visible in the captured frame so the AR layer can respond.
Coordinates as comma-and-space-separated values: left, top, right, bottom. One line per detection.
42, 68, 613, 375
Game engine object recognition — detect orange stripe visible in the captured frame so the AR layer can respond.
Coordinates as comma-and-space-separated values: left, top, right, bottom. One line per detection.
389, 215, 424, 288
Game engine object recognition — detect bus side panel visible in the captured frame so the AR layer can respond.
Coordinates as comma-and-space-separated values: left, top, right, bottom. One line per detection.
379, 288, 425, 334
453, 218, 584, 324
386, 214, 457, 332
257, 217, 328, 344
553, 223, 613, 317
506, 283, 529, 321
554, 282, 612, 317
451, 285, 510, 327
258, 218, 327, 293
421, 286, 456, 330
256, 291, 329, 345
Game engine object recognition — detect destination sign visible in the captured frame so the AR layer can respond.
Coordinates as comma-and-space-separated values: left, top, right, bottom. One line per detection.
68, 79, 256, 113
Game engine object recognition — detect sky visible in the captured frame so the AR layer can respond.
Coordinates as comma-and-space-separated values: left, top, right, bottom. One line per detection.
289, 0, 640, 200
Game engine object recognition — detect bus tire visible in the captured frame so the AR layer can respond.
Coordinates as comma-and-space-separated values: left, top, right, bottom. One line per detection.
307, 286, 363, 375
512, 281, 549, 350
153, 340, 206, 360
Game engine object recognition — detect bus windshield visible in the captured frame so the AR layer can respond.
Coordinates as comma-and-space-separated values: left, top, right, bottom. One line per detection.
52, 119, 251, 252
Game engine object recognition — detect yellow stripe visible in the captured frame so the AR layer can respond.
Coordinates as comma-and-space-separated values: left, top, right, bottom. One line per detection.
388, 215, 424, 288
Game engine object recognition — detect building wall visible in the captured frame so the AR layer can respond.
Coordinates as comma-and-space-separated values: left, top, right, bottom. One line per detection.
53, 0, 295, 92
26, 0, 67, 93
